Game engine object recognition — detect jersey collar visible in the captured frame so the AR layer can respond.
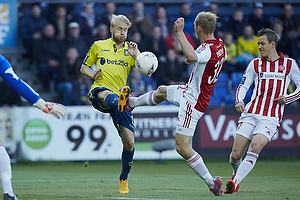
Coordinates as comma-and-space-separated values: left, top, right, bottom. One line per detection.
109, 38, 126, 53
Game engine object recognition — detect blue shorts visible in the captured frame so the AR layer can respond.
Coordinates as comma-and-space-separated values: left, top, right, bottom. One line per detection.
89, 87, 134, 135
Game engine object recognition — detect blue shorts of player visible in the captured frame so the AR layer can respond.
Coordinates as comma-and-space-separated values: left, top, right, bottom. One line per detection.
89, 87, 135, 134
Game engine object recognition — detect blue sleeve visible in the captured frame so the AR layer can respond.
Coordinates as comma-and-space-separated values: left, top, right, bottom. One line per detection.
0, 55, 40, 105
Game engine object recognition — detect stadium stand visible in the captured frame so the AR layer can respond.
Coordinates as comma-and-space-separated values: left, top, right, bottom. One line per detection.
4, 1, 300, 106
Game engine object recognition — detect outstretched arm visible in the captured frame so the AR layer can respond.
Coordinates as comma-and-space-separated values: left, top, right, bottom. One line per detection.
34, 99, 67, 119
0, 55, 67, 119
174, 18, 197, 63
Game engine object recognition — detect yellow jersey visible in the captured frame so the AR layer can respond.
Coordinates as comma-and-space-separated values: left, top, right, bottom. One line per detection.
83, 38, 135, 95
237, 35, 260, 57
225, 43, 237, 61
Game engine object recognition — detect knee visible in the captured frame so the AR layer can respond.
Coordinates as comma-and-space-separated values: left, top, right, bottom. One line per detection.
155, 85, 167, 100
156, 85, 167, 94
123, 140, 134, 152
231, 150, 243, 161
248, 143, 261, 154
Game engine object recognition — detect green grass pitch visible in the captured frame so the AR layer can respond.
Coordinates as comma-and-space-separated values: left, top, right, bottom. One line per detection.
7, 158, 300, 200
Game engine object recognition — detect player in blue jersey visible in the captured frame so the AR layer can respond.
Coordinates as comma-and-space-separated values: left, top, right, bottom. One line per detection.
0, 54, 67, 200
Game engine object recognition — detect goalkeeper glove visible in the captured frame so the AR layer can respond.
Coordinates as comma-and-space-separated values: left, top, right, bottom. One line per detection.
34, 99, 67, 119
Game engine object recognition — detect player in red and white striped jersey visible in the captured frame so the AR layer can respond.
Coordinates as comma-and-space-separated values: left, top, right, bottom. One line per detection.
225, 28, 300, 194
124, 12, 227, 196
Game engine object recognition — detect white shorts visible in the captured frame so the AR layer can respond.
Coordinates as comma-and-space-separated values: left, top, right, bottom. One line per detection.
166, 85, 185, 107
175, 94, 204, 136
236, 113, 279, 141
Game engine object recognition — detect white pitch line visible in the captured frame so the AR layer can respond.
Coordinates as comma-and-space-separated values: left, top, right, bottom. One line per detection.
13, 176, 198, 183
41, 197, 171, 200
96, 197, 171, 200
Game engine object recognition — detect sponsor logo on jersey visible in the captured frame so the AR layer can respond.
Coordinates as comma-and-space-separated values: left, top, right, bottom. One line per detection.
99, 57, 129, 67
259, 72, 285, 80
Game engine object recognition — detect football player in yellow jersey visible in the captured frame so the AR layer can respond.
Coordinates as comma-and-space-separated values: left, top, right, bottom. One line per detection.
80, 14, 139, 194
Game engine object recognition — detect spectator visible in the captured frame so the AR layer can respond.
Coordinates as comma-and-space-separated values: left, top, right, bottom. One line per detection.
166, 28, 196, 60
248, 2, 272, 35
209, 3, 226, 38
0, 80, 22, 106
279, 3, 300, 60
153, 6, 173, 39
223, 32, 243, 78
130, 30, 143, 50
76, 2, 98, 41
158, 48, 186, 85
50, 5, 71, 40
279, 3, 300, 40
179, 3, 195, 39
273, 18, 290, 56
79, 74, 92, 105
55, 47, 81, 105
19, 3, 48, 62
142, 25, 167, 61
227, 7, 247, 40
127, 67, 153, 97
65, 21, 89, 61
237, 24, 260, 66
33, 23, 65, 91
98, 2, 116, 28
127, 1, 153, 37
91, 23, 110, 44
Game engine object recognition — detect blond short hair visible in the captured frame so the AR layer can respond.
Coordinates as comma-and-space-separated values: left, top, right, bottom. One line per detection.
111, 14, 131, 28
194, 11, 218, 34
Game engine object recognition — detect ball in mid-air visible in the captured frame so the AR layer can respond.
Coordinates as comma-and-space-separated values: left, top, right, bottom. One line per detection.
135, 51, 158, 76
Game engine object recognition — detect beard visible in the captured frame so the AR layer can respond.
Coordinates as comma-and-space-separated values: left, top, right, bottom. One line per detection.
112, 34, 126, 44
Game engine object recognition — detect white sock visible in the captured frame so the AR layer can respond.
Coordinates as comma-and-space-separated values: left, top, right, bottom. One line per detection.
187, 153, 214, 189
128, 90, 157, 108
0, 146, 14, 197
229, 153, 242, 175
234, 151, 259, 186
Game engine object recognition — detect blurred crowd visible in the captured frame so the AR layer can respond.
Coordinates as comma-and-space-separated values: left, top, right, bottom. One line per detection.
9, 1, 300, 106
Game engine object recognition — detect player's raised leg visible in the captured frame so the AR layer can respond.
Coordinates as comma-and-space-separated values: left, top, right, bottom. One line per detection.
118, 86, 131, 112
127, 85, 184, 111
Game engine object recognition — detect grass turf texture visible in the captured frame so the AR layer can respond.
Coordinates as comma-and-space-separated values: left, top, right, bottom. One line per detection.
8, 158, 300, 200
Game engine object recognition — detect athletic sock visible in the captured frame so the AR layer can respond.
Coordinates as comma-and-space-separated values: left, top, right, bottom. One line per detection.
119, 148, 135, 180
0, 146, 14, 197
187, 153, 214, 189
229, 153, 242, 175
105, 93, 118, 108
128, 90, 157, 108
234, 151, 259, 186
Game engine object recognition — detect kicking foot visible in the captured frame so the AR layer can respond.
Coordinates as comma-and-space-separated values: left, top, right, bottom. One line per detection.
209, 176, 223, 196
224, 175, 239, 194
118, 86, 130, 112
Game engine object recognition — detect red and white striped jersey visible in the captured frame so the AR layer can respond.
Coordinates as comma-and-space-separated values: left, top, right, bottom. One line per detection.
185, 37, 227, 112
236, 52, 300, 120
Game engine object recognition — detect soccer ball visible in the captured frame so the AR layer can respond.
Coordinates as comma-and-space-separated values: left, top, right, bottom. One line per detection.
135, 51, 158, 76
